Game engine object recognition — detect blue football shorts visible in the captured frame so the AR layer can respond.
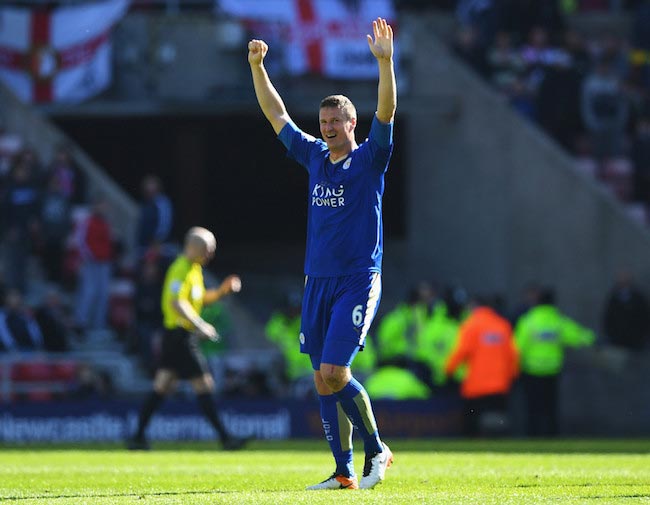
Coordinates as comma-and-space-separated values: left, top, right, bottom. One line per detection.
300, 272, 382, 370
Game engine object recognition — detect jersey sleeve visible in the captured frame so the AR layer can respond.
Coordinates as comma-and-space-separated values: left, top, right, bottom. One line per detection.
278, 119, 326, 171
356, 114, 394, 174
369, 113, 394, 150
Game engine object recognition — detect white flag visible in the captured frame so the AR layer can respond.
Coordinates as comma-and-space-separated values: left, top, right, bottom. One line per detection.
219, 0, 396, 79
0, 0, 129, 103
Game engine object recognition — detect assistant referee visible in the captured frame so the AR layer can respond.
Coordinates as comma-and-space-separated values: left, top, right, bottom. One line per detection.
127, 226, 247, 450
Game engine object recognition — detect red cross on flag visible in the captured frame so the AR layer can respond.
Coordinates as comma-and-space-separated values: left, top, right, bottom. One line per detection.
0, 0, 129, 104
219, 0, 396, 79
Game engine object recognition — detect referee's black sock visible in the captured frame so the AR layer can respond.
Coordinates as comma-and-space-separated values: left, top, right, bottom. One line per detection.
135, 391, 164, 439
196, 393, 229, 441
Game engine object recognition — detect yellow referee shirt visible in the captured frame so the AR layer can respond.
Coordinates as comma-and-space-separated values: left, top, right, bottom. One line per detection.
161, 256, 205, 330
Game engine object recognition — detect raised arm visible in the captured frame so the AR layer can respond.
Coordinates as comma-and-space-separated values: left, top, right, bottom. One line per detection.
248, 39, 291, 135
367, 18, 397, 124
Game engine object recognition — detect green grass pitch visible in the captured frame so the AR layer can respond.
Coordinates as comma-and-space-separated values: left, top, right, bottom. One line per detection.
2, 439, 650, 504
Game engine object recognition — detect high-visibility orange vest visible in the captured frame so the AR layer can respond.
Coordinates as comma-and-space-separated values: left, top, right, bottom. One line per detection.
445, 307, 519, 399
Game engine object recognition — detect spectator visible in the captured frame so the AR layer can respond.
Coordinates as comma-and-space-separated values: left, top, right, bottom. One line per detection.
562, 28, 591, 78
597, 33, 630, 81
352, 331, 378, 379
455, 0, 500, 46
507, 75, 537, 121
376, 281, 439, 371
35, 288, 71, 352
419, 285, 467, 391
514, 287, 595, 436
580, 57, 629, 160
536, 56, 583, 151
519, 26, 569, 94
265, 294, 313, 388
74, 198, 114, 334
630, 0, 650, 89
452, 25, 489, 78
1, 159, 42, 293
17, 147, 45, 187
136, 175, 173, 258
632, 0, 650, 50
39, 174, 73, 284
133, 258, 163, 367
445, 295, 519, 437
631, 115, 650, 202
603, 271, 649, 351
0, 290, 44, 352
486, 30, 525, 94
0, 121, 23, 185
46, 145, 86, 204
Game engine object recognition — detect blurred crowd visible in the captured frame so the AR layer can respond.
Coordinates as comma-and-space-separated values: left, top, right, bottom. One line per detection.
0, 118, 179, 400
450, 0, 650, 223
265, 273, 650, 435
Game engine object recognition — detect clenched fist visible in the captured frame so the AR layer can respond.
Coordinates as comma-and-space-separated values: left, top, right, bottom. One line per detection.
248, 39, 268, 66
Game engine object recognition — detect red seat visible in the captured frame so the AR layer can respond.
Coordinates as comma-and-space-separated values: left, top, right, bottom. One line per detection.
8, 360, 79, 402
51, 362, 79, 380
10, 362, 53, 381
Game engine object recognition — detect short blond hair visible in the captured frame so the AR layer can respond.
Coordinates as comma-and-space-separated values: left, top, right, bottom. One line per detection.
320, 95, 357, 121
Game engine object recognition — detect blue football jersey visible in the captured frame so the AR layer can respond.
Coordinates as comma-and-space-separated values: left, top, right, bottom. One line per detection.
278, 115, 393, 277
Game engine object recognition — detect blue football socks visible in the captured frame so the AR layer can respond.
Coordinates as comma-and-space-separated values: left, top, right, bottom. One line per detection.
334, 377, 383, 455
318, 393, 355, 477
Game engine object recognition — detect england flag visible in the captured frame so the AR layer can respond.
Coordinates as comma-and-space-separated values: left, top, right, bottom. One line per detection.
0, 0, 129, 104
219, 0, 396, 79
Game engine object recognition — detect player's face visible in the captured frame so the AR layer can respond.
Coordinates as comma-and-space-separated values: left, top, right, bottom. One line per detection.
319, 107, 356, 152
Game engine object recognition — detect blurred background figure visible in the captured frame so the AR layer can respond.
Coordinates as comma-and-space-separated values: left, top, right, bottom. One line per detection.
0, 290, 43, 352
136, 174, 173, 261
1, 157, 42, 294
514, 287, 595, 437
376, 281, 441, 381
132, 258, 163, 371
580, 56, 629, 160
46, 144, 86, 205
35, 288, 72, 353
74, 198, 114, 336
417, 284, 467, 393
39, 173, 72, 285
602, 270, 649, 351
264, 291, 313, 396
445, 295, 519, 437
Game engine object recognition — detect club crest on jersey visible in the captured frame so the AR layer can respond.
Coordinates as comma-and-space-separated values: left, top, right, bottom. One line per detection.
311, 182, 345, 208
343, 158, 352, 170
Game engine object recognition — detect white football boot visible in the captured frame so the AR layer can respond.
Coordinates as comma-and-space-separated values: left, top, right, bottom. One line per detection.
359, 442, 394, 489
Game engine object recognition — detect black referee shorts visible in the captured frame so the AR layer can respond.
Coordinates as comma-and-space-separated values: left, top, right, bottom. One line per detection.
159, 327, 210, 379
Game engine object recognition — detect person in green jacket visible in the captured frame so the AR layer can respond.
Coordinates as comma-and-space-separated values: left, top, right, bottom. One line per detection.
416, 286, 469, 392
354, 332, 378, 378
376, 282, 441, 376
365, 365, 431, 400
514, 287, 595, 436
265, 306, 313, 386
